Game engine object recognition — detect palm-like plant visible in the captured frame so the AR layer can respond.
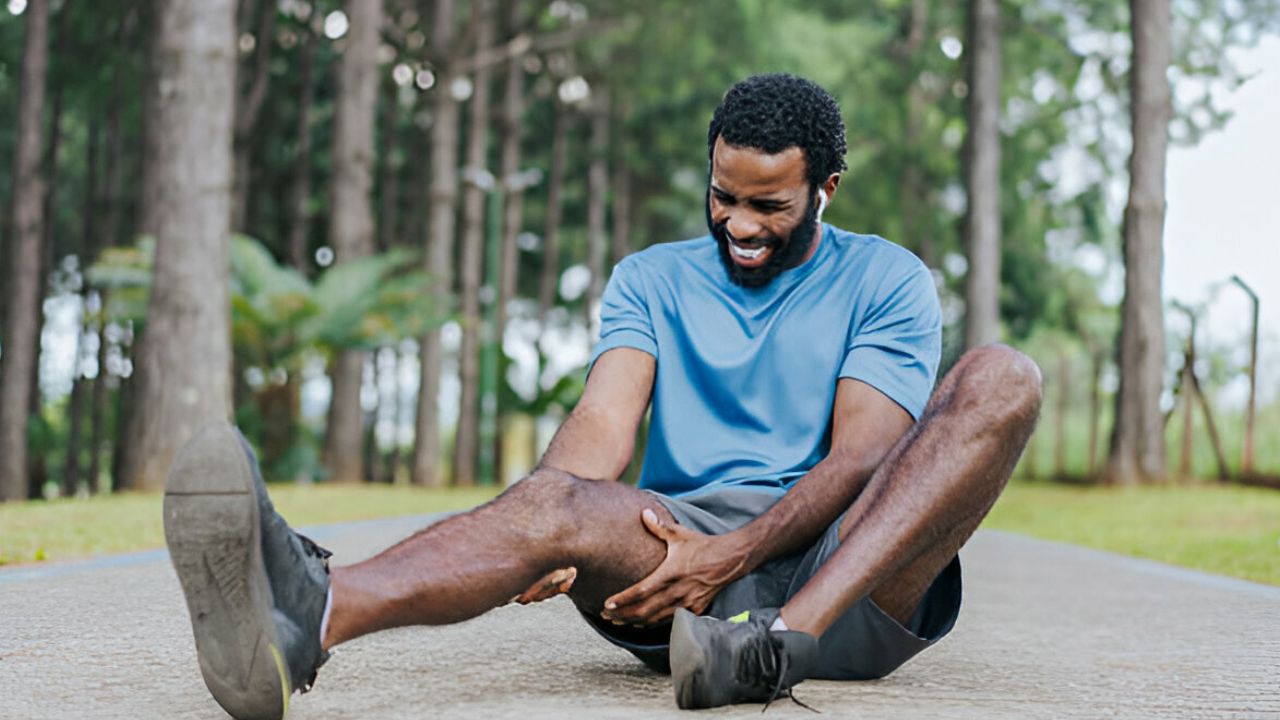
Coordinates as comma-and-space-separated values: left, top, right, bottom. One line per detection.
90, 236, 445, 480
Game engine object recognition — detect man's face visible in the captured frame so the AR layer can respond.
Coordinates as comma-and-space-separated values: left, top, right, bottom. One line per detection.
706, 137, 821, 288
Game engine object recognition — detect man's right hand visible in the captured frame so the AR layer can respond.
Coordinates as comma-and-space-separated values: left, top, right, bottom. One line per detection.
510, 567, 577, 605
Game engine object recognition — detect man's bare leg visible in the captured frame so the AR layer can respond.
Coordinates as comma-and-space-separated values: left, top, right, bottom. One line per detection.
781, 344, 1043, 635
324, 469, 676, 648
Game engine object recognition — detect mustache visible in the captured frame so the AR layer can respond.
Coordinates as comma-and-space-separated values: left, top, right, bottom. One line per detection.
711, 222, 782, 248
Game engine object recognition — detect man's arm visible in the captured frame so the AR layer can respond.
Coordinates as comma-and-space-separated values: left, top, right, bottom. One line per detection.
601, 378, 912, 624
538, 347, 656, 481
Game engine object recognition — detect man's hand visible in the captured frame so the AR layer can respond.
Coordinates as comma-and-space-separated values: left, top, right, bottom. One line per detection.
601, 509, 748, 626
510, 567, 577, 605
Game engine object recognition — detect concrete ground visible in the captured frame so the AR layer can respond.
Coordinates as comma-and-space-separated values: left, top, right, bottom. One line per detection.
1, 514, 1277, 720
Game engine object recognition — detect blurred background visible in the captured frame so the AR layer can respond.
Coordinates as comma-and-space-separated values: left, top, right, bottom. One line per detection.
1, 0, 1279, 514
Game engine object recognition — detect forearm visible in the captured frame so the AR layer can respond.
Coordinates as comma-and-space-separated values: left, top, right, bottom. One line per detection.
728, 453, 878, 572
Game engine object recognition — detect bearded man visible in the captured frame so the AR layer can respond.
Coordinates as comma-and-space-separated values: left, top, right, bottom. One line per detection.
165, 73, 1041, 718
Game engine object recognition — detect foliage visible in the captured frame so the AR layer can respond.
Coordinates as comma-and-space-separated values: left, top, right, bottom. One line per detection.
89, 235, 444, 372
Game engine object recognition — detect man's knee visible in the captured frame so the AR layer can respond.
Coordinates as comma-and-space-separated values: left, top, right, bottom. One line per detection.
505, 467, 592, 548
950, 344, 1043, 424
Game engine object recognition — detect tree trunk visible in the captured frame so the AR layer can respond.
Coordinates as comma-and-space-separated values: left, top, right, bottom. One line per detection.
287, 23, 317, 272
1107, 0, 1171, 486
494, 7, 527, 483
89, 292, 111, 494
962, 0, 1001, 349
496, 17, 524, 360
0, 0, 49, 503
585, 94, 609, 337
537, 103, 569, 326
1087, 346, 1103, 477
63, 119, 101, 498
119, 0, 237, 492
897, 0, 934, 268
377, 76, 402, 254
322, 0, 383, 484
453, 0, 496, 487
411, 0, 459, 488
231, 0, 277, 231
611, 125, 632, 266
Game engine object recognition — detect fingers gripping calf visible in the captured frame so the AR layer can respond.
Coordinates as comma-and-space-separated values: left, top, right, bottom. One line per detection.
502, 468, 675, 613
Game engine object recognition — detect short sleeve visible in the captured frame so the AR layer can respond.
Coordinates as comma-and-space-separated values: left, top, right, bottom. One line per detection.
589, 257, 658, 370
839, 262, 941, 420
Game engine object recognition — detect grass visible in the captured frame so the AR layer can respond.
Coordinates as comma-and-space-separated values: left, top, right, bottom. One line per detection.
984, 480, 1280, 585
3, 479, 1277, 588
0, 484, 500, 567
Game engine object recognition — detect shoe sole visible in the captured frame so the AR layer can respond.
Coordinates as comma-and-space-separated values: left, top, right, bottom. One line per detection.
164, 423, 291, 720
670, 608, 720, 710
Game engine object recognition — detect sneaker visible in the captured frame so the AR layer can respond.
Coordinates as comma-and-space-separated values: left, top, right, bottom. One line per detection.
669, 607, 820, 710
164, 423, 332, 720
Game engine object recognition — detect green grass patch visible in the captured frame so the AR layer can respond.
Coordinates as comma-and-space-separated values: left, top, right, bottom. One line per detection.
984, 481, 1280, 585
0, 484, 500, 567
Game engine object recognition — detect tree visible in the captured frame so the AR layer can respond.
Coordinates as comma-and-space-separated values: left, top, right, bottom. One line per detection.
453, 0, 496, 487
118, 0, 236, 492
963, 0, 1002, 349
1107, 0, 1172, 486
322, 0, 383, 483
0, 0, 49, 502
412, 0, 461, 487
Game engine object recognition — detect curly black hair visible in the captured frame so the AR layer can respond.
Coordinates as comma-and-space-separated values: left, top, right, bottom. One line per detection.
707, 73, 848, 188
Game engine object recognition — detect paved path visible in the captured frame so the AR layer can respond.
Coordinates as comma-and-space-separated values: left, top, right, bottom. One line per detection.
2, 515, 1277, 719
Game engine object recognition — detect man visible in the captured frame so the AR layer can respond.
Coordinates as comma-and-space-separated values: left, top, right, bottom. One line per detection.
165, 73, 1041, 719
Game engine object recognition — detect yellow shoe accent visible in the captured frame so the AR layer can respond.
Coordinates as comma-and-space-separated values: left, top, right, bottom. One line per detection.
727, 610, 750, 624
268, 643, 291, 718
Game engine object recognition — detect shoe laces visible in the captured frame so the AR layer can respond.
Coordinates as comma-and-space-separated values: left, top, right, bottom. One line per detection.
737, 624, 819, 714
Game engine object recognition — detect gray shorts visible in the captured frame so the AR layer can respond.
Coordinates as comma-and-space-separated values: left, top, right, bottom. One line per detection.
580, 485, 962, 680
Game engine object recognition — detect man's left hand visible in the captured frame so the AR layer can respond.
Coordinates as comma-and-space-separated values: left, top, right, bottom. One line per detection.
601, 509, 748, 626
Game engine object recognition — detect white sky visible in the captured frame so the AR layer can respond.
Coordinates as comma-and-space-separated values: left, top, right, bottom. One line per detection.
1164, 36, 1280, 402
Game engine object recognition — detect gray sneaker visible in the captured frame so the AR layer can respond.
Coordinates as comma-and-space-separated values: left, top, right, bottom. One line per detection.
164, 423, 332, 720
669, 607, 820, 711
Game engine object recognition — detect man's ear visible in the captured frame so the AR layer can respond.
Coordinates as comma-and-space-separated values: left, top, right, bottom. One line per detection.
822, 174, 841, 204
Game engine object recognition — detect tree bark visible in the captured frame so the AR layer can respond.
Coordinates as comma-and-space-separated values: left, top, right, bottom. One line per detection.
609, 135, 629, 266
323, 0, 383, 483
63, 119, 101, 498
412, 0, 459, 488
453, 0, 496, 487
585, 93, 609, 337
231, 0, 277, 231
1107, 0, 1171, 486
493, 9, 527, 485
897, 0, 933, 268
962, 0, 1001, 349
286, 23, 317, 272
537, 103, 569, 327
119, 0, 237, 492
496, 12, 524, 361
0, 0, 49, 502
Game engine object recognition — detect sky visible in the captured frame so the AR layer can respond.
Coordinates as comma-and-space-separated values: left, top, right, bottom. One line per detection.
1163, 35, 1280, 403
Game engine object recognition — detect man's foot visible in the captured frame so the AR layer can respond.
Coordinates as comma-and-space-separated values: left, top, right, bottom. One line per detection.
164, 423, 332, 720
669, 607, 819, 710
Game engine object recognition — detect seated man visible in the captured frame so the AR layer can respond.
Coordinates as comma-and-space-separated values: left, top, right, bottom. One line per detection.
164, 73, 1041, 720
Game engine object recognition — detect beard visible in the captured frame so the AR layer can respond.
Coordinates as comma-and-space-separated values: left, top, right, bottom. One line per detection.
707, 188, 820, 289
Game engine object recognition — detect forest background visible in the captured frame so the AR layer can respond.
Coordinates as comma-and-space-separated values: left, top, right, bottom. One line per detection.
2, 0, 1280, 519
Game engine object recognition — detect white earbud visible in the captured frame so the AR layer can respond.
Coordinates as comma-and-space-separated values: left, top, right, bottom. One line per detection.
817, 189, 828, 218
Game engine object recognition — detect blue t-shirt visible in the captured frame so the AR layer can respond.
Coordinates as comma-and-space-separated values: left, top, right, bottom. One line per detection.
589, 224, 941, 497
